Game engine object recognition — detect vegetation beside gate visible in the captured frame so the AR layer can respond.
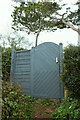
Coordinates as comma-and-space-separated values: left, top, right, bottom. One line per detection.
2, 81, 36, 119
61, 46, 80, 99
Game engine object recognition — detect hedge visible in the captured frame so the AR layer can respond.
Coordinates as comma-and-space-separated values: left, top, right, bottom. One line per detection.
61, 45, 80, 99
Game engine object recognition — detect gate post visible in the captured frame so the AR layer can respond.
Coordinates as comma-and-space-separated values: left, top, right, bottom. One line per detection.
10, 49, 16, 85
59, 43, 64, 100
30, 47, 35, 97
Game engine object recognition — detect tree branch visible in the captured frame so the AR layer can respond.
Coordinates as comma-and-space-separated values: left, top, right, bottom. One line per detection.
62, 19, 80, 34
56, 12, 80, 34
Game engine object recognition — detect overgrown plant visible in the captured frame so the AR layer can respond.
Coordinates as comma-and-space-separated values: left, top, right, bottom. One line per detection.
61, 46, 80, 99
2, 81, 35, 119
2, 47, 12, 81
51, 97, 80, 119
41, 100, 51, 107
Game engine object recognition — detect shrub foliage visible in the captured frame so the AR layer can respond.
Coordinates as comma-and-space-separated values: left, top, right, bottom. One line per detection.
2, 47, 12, 81
61, 46, 80, 99
51, 97, 80, 119
2, 81, 35, 119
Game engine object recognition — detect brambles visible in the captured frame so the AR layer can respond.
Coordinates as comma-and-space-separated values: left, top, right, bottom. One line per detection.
2, 81, 35, 119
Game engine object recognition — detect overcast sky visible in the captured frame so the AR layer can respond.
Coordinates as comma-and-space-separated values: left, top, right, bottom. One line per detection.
0, 0, 78, 48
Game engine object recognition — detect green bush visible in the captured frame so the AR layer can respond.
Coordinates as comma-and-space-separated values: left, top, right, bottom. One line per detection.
2, 81, 35, 119
41, 100, 51, 106
51, 97, 80, 119
61, 46, 80, 99
2, 47, 12, 81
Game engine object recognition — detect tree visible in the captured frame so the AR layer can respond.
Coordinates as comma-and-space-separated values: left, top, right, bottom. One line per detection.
12, 0, 80, 46
12, 1, 66, 46
0, 32, 32, 49
7, 32, 32, 49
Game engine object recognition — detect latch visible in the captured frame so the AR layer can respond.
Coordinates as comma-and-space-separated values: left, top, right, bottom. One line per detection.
56, 57, 58, 63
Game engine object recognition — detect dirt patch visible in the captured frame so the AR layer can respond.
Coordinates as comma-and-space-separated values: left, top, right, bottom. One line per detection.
32, 103, 59, 119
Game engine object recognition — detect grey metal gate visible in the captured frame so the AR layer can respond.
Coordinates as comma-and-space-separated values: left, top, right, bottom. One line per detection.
10, 42, 64, 98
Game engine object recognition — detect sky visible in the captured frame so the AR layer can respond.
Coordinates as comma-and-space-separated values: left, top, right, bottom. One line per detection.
0, 0, 78, 49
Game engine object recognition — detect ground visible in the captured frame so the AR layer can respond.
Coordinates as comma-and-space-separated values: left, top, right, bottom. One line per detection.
30, 99, 60, 119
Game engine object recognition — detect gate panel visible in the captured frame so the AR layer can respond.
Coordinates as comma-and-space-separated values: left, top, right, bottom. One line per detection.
10, 50, 31, 94
31, 42, 63, 98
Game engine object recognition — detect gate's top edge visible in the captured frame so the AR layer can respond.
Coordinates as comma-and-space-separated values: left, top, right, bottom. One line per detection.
36, 42, 61, 48
16, 50, 31, 53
